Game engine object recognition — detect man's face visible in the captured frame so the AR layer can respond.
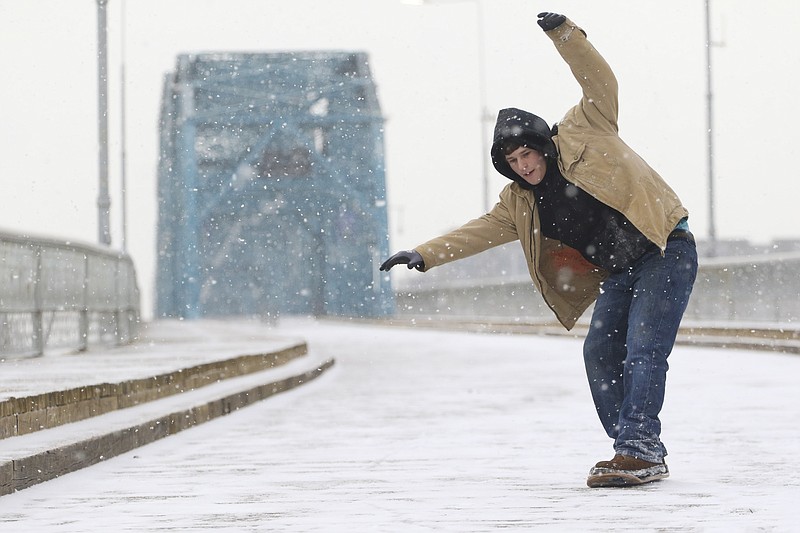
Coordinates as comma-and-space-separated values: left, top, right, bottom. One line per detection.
504, 146, 547, 186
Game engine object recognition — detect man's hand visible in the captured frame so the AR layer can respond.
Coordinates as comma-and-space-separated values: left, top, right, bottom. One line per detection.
379, 250, 425, 272
537, 12, 566, 31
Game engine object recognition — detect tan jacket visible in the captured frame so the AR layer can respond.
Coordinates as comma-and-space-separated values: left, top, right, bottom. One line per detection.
414, 18, 689, 330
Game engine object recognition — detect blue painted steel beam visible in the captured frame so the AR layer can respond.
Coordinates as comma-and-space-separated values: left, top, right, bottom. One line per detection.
156, 51, 394, 319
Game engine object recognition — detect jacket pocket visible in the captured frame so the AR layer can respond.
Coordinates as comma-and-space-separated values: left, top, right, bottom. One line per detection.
559, 141, 586, 174
567, 143, 619, 190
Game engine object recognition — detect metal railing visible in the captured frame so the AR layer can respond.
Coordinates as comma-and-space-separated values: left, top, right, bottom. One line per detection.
0, 230, 140, 358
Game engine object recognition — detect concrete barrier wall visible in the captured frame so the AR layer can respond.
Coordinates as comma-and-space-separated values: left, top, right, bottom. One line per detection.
393, 246, 800, 327
684, 253, 800, 324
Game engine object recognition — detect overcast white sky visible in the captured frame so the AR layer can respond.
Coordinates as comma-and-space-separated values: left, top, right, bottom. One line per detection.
1, 0, 799, 318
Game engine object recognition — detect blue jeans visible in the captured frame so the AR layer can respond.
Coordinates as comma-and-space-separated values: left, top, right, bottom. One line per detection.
583, 237, 698, 463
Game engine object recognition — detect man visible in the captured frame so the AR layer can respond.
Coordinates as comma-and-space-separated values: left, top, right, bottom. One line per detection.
380, 12, 698, 488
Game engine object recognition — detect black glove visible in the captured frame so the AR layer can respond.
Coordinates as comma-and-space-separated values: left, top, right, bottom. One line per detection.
379, 250, 425, 272
537, 12, 566, 31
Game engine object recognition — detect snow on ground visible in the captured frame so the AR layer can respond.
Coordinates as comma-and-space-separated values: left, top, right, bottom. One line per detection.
0, 318, 798, 532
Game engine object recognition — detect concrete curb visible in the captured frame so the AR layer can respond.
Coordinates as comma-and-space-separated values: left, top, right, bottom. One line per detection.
0, 358, 334, 496
336, 316, 800, 355
0, 343, 309, 440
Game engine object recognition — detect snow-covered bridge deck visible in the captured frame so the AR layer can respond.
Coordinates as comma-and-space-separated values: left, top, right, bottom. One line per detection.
0, 318, 797, 531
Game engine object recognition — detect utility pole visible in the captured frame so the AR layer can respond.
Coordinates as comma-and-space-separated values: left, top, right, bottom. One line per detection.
96, 0, 112, 246
120, 0, 128, 252
705, 0, 717, 256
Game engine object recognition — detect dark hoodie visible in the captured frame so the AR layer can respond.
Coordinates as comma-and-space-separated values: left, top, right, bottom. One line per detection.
491, 108, 653, 273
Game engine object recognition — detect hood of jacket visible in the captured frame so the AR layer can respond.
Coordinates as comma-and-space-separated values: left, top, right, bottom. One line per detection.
490, 107, 558, 186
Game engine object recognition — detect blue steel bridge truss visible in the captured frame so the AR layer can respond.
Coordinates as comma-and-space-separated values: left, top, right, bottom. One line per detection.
156, 51, 393, 319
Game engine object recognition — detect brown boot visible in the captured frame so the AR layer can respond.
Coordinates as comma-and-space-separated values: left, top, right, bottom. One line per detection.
586, 454, 669, 488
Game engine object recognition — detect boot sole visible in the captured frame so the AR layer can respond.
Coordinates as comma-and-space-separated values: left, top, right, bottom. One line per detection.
586, 471, 669, 488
